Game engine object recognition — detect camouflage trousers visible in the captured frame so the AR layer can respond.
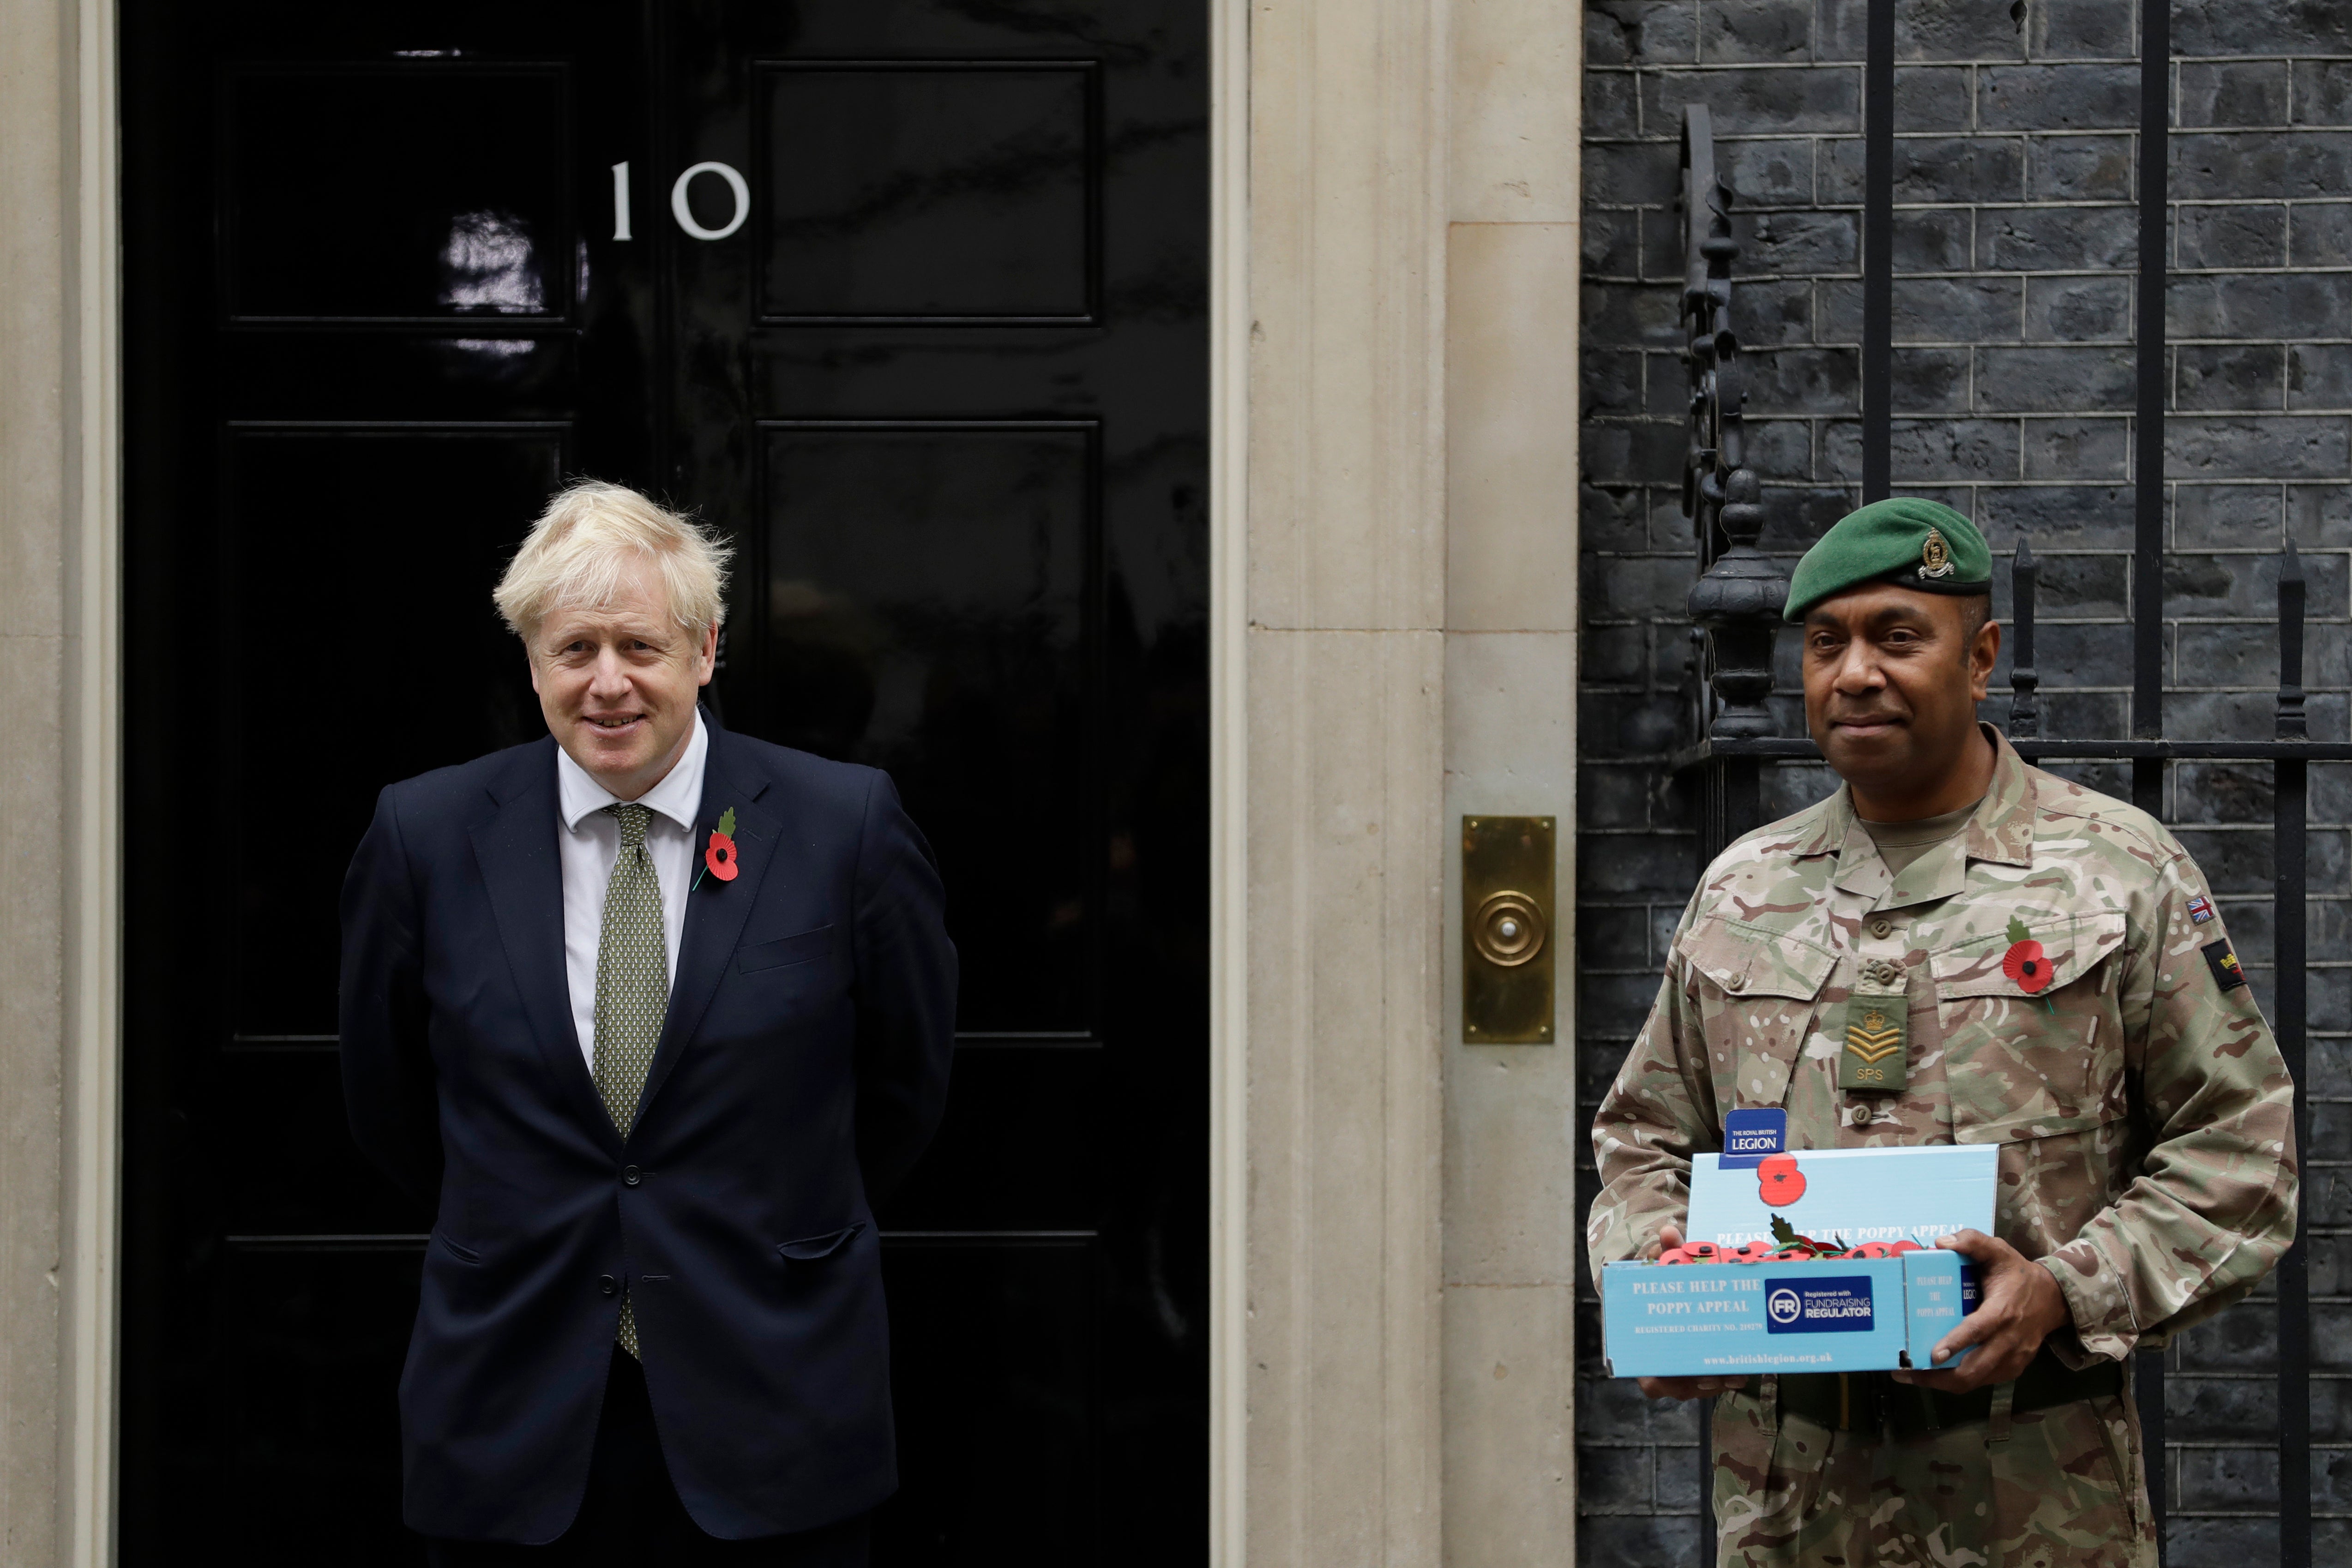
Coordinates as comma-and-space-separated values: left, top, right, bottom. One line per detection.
1710, 1380, 2157, 1568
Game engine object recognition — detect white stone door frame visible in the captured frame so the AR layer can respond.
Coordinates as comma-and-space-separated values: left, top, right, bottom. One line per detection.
16, 0, 130, 1562
1207, 0, 1582, 1564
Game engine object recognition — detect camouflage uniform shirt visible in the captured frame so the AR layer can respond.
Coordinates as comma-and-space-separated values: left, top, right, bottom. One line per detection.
1588, 729, 2299, 1365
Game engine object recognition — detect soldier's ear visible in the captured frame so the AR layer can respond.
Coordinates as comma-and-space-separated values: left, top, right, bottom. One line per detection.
1967, 610, 2000, 701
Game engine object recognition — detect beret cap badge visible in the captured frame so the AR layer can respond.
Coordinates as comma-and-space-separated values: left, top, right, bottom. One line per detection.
1919, 528, 1955, 578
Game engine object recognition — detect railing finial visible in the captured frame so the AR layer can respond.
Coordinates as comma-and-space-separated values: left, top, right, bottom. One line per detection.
1679, 106, 1787, 742
2279, 539, 2307, 740
2008, 535, 2039, 739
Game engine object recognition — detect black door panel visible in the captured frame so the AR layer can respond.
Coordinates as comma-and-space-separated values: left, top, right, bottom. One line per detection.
123, 1, 1205, 1562
221, 66, 574, 323
760, 421, 1100, 1033
223, 427, 565, 1034
756, 63, 1096, 323
878, 1238, 1098, 1562
212, 1245, 424, 1567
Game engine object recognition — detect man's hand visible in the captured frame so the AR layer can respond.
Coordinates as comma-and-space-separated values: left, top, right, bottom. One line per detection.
1632, 1224, 1749, 1402
1888, 1229, 2071, 1393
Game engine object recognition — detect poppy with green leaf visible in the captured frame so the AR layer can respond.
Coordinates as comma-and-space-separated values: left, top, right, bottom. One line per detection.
2000, 914, 2052, 994
698, 806, 740, 889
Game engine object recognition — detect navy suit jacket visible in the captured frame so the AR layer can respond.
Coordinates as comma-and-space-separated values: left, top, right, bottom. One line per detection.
338, 715, 956, 1542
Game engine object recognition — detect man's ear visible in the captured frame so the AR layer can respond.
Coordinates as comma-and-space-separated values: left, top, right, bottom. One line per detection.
1968, 614, 2002, 702
698, 620, 720, 685
525, 640, 542, 696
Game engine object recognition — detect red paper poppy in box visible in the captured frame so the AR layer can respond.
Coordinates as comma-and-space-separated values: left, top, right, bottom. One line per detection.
1757, 1151, 1808, 1206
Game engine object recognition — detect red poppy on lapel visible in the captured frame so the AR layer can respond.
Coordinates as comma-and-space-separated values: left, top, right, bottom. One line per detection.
699, 806, 740, 887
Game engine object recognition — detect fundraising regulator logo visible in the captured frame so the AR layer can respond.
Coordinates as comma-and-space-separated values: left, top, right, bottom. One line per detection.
1762, 1276, 1875, 1335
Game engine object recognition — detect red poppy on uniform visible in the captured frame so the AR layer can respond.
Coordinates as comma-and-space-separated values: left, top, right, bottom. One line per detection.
2001, 914, 2053, 993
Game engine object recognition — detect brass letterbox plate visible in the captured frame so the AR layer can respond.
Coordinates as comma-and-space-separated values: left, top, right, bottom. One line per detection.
1462, 815, 1555, 1044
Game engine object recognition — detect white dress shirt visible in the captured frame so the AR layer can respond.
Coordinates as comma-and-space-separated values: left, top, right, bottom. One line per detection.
556, 711, 709, 1071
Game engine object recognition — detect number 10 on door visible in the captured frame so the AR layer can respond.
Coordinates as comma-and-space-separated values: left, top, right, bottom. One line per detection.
611, 161, 751, 243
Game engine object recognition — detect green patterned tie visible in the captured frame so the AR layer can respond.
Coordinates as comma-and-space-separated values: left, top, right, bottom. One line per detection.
593, 801, 667, 1357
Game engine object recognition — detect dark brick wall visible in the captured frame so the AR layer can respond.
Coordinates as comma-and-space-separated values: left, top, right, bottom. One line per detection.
1576, 3, 2352, 1563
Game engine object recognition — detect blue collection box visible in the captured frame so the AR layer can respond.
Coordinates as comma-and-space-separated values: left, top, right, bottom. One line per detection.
1600, 1248, 1979, 1378
1601, 1141, 1997, 1378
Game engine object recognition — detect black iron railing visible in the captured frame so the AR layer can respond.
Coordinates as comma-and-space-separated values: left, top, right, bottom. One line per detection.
1668, 1, 2325, 1547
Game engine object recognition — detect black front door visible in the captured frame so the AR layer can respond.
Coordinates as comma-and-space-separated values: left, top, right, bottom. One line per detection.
119, 4, 1207, 1562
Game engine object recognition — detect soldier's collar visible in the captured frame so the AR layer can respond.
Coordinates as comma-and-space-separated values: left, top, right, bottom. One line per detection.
1964, 725, 2036, 868
1803, 723, 2037, 878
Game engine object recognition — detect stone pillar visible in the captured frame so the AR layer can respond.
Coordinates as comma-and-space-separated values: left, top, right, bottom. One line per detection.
1214, 0, 1448, 1561
1441, 0, 1582, 1562
0, 0, 119, 1562
1212, 0, 1583, 1562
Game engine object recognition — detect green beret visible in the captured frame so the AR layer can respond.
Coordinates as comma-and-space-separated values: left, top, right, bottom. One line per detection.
1783, 498, 1993, 621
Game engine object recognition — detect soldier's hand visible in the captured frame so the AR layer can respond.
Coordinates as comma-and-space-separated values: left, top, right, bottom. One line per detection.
1888, 1229, 2071, 1394
1633, 1224, 1749, 1402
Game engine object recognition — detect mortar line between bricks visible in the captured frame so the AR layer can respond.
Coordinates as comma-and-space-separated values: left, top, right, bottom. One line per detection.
1581, 129, 2352, 146
1600, 54, 2352, 67
2162, 1443, 2352, 1452
1700, 270, 2352, 284
2172, 1512, 2352, 1521
1761, 202, 2310, 215
1867, 268, 2352, 279
1574, 1508, 1689, 1519
1579, 1441, 1695, 1450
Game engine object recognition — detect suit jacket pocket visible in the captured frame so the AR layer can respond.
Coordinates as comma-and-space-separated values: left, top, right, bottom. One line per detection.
737, 925, 836, 975
776, 1222, 866, 1262
438, 1233, 483, 1266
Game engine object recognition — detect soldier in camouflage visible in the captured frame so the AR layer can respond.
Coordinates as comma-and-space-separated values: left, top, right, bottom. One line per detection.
1587, 498, 2299, 1568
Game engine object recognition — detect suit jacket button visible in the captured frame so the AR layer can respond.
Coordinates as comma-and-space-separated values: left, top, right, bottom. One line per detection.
597, 1274, 618, 1297
623, 1165, 642, 1187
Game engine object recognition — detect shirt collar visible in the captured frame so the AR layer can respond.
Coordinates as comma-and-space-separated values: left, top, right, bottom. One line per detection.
1798, 722, 2039, 891
555, 709, 710, 835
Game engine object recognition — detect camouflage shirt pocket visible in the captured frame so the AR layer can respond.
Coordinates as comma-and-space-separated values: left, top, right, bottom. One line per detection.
1678, 915, 1839, 1111
1931, 908, 2131, 1142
